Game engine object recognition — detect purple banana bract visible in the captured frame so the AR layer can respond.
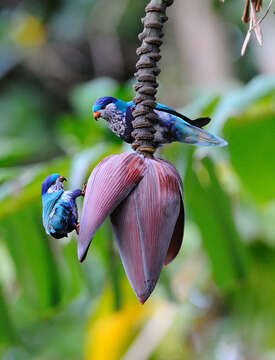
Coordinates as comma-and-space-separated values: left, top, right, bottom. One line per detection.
78, 152, 184, 303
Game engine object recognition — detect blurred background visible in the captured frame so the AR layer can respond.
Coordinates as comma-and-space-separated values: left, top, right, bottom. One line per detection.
0, 0, 275, 359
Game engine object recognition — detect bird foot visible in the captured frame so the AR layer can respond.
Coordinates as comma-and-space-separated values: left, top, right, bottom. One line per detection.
82, 183, 87, 196
75, 223, 80, 234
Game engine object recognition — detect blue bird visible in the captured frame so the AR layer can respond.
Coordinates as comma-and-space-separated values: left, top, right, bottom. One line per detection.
92, 96, 227, 147
41, 174, 84, 239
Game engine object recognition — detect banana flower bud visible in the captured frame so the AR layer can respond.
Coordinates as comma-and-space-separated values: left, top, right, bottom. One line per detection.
78, 152, 184, 303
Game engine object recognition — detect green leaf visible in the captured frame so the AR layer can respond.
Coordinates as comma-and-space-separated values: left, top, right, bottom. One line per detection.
210, 75, 275, 134
0, 203, 61, 312
57, 239, 86, 303
184, 153, 249, 290
224, 111, 275, 204
70, 77, 119, 117
0, 284, 16, 345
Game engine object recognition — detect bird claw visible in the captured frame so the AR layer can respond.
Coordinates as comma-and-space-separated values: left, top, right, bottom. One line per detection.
75, 223, 80, 234
82, 183, 87, 197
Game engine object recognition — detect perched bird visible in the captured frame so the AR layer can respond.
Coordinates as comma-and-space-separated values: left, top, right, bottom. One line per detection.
41, 174, 84, 239
92, 96, 227, 147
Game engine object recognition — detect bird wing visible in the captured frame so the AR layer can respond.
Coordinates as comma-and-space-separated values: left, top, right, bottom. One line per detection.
155, 103, 211, 128
49, 205, 69, 229
48, 194, 77, 236
127, 101, 210, 128
172, 117, 228, 147
127, 101, 226, 147
42, 190, 64, 234
62, 190, 80, 222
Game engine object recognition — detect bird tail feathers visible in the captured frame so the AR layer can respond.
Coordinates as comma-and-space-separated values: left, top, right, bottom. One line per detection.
176, 122, 228, 147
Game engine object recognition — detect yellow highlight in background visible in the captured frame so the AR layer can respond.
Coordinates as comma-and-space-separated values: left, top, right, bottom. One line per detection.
13, 14, 46, 47
84, 286, 152, 360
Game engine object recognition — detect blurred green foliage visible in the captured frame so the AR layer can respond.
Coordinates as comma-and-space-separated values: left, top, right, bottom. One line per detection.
0, 75, 275, 359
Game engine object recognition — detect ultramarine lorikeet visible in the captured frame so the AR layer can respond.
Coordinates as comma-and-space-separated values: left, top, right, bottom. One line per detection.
41, 174, 84, 239
92, 97, 227, 147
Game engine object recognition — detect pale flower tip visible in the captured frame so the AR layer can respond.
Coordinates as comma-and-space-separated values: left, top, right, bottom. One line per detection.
77, 242, 89, 263
137, 279, 157, 304
241, 30, 251, 56
257, 36, 263, 47
138, 294, 147, 305
255, 27, 263, 46
138, 296, 147, 305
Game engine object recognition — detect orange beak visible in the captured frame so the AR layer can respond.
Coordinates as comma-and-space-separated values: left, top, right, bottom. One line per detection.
93, 111, 100, 120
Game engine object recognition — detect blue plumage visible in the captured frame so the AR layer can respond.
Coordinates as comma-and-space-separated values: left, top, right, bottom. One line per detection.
41, 174, 83, 239
92, 97, 227, 147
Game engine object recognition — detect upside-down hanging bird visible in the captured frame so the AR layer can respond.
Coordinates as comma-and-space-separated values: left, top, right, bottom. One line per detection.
41, 174, 84, 239
92, 96, 227, 147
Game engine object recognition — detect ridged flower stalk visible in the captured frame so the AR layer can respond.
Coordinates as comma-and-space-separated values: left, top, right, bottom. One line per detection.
131, 0, 174, 155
